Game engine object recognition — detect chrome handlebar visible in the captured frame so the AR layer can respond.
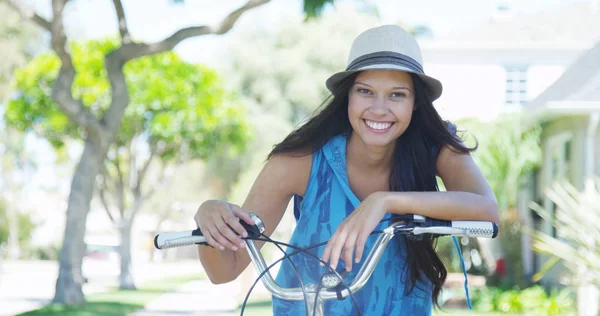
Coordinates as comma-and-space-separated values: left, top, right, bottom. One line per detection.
154, 213, 498, 302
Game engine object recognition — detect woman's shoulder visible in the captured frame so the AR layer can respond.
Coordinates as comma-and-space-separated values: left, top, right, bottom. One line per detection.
267, 151, 313, 196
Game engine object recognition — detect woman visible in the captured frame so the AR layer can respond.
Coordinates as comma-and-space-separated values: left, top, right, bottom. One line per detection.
194, 25, 499, 315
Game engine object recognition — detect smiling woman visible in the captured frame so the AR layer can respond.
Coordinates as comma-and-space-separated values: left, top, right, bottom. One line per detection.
194, 24, 499, 316
348, 70, 415, 147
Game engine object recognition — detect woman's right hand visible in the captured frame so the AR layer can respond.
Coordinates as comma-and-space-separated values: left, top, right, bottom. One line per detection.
194, 200, 256, 252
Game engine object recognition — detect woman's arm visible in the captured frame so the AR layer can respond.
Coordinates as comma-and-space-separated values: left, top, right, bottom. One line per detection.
196, 153, 311, 284
321, 144, 499, 271
383, 144, 499, 223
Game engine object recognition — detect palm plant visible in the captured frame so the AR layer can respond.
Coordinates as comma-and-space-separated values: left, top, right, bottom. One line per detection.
531, 177, 600, 316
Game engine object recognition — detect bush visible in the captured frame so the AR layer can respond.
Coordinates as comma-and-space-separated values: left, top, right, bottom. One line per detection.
472, 285, 575, 315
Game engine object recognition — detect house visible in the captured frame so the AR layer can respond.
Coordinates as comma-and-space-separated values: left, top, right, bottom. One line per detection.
419, 1, 600, 122
518, 41, 600, 285
415, 1, 600, 284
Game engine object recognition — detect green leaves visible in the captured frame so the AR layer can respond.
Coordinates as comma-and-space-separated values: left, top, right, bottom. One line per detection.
6, 38, 249, 161
472, 285, 575, 314
303, 0, 335, 18
458, 115, 542, 211
530, 178, 600, 287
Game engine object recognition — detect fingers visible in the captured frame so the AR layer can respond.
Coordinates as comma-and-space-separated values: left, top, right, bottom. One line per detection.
195, 201, 255, 252
230, 204, 255, 225
200, 227, 224, 250
321, 231, 348, 272
342, 233, 358, 271
207, 225, 239, 251
321, 227, 368, 272
354, 235, 367, 264
223, 207, 249, 240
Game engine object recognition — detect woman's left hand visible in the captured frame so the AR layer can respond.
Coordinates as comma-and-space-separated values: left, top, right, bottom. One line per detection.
321, 191, 390, 272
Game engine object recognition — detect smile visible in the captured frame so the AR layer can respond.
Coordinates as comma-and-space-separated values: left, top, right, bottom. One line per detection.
364, 119, 394, 131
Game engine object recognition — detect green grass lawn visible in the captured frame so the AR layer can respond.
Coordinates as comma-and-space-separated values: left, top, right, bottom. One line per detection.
18, 273, 204, 316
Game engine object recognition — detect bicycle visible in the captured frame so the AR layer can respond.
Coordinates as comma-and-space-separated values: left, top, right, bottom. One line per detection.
154, 213, 498, 316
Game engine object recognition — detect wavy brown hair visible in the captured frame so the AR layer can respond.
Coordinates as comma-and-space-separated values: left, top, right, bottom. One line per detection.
268, 72, 476, 307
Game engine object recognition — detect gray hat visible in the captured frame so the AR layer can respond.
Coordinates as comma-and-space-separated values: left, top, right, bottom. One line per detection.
326, 25, 443, 101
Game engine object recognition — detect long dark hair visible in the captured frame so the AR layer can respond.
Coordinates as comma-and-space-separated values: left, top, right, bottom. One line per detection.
268, 72, 476, 306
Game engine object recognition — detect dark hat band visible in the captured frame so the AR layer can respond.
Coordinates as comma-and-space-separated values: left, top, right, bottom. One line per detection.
346, 51, 424, 74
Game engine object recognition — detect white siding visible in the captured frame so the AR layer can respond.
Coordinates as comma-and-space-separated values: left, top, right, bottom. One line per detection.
422, 62, 567, 121
527, 65, 565, 100
426, 63, 507, 120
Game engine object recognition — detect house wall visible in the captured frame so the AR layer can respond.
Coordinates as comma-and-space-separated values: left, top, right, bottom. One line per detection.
424, 63, 565, 122
596, 119, 600, 178
528, 115, 592, 284
538, 116, 589, 196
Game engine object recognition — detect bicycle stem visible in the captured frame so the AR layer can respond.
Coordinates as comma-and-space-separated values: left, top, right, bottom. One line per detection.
243, 222, 399, 301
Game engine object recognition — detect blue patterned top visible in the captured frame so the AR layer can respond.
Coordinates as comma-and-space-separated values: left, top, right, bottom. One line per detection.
272, 134, 433, 315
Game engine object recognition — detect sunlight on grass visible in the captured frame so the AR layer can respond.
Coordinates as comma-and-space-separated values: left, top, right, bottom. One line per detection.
18, 273, 204, 316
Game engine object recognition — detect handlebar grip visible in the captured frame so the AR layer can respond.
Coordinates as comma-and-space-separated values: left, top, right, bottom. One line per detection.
451, 221, 498, 238
410, 218, 498, 239
154, 214, 266, 250
154, 228, 208, 250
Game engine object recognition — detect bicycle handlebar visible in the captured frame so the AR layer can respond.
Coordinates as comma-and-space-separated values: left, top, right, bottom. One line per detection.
154, 213, 497, 302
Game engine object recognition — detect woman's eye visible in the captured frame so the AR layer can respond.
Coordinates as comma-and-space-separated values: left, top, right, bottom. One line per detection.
357, 88, 372, 94
391, 92, 406, 98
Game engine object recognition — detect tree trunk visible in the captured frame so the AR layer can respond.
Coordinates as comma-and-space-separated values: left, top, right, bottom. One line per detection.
5, 204, 20, 259
53, 140, 105, 304
118, 220, 136, 290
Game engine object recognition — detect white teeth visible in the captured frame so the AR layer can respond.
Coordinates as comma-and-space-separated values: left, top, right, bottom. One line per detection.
365, 120, 392, 130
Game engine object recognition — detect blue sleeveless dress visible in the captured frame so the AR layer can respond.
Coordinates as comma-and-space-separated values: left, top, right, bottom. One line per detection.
272, 134, 433, 315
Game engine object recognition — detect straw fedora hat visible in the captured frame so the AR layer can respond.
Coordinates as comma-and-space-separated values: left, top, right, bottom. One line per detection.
326, 24, 443, 101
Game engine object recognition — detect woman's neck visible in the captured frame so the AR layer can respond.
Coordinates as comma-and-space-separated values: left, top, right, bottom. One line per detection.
346, 133, 395, 172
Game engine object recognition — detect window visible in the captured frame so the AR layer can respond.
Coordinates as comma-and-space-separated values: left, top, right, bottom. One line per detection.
505, 66, 528, 105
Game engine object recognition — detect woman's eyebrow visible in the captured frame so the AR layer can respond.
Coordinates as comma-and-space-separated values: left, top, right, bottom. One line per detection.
354, 81, 371, 87
355, 81, 412, 91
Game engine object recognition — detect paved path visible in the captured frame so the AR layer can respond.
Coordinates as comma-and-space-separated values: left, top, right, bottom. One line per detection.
0, 260, 210, 316
131, 280, 241, 316
131, 268, 273, 316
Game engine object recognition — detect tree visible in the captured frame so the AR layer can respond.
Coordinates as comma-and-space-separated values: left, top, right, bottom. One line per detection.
2, 0, 333, 304
214, 7, 380, 203
7, 38, 249, 289
224, 7, 380, 124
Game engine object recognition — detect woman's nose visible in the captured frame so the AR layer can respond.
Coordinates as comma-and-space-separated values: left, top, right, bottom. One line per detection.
369, 97, 388, 115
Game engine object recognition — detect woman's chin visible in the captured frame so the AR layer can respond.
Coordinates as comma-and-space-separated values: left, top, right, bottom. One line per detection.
359, 134, 396, 147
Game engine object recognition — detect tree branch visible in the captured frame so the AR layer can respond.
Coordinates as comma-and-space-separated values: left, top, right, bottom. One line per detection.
2, 0, 52, 31
137, 144, 157, 194
99, 183, 117, 224
5, 0, 106, 145
48, 0, 107, 146
141, 160, 182, 203
128, 139, 137, 193
112, 0, 131, 44
99, 0, 270, 139
112, 156, 126, 219
117, 0, 271, 60
97, 168, 117, 224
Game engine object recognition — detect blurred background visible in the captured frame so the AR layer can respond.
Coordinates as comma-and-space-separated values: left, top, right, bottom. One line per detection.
0, 0, 599, 315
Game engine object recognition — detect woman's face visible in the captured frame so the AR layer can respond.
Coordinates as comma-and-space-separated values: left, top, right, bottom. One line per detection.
347, 70, 415, 147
